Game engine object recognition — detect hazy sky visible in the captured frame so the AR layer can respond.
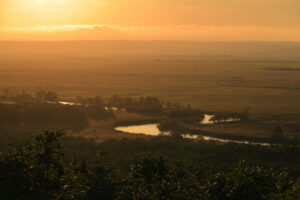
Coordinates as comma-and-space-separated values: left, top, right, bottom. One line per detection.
0, 0, 299, 41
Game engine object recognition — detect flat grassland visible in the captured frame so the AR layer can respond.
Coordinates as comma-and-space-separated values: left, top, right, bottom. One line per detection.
0, 41, 300, 140
3, 57, 298, 114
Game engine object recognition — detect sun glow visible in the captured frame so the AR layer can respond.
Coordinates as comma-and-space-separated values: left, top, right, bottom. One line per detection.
1, 0, 299, 41
18, 0, 71, 8
33, 0, 71, 5
1, 0, 103, 28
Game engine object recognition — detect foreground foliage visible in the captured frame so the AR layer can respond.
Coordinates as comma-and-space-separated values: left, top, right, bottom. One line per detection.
0, 131, 299, 200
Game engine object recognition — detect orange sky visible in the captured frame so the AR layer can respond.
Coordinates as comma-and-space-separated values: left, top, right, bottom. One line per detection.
0, 0, 299, 41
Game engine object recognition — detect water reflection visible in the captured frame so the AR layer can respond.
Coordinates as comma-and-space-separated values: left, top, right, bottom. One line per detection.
59, 101, 77, 106
115, 123, 270, 146
201, 114, 240, 124
59, 102, 121, 111
115, 124, 164, 136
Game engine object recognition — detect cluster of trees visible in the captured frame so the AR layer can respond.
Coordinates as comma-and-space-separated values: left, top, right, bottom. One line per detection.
75, 95, 165, 115
157, 109, 205, 135
159, 108, 204, 129
36, 90, 59, 102
105, 95, 199, 116
76, 95, 201, 117
106, 95, 164, 115
76, 96, 105, 108
0, 89, 59, 103
157, 119, 185, 136
166, 109, 204, 122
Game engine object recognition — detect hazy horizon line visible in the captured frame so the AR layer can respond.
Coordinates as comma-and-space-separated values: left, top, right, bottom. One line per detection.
1, 40, 300, 43
1, 24, 300, 41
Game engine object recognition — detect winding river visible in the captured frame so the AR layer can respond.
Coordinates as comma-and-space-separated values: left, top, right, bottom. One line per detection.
58, 101, 271, 146
115, 115, 271, 146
